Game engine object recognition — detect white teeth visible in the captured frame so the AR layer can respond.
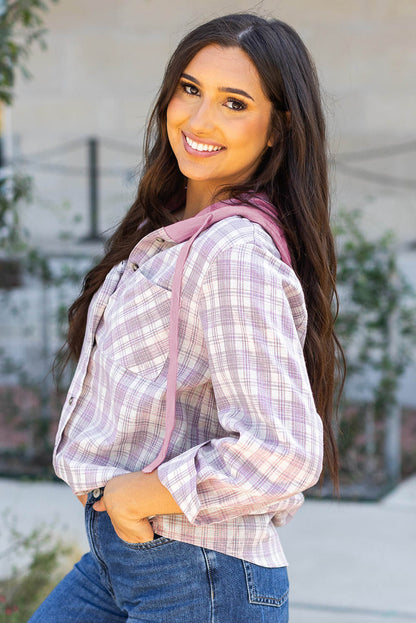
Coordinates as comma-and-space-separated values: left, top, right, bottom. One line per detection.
185, 135, 222, 152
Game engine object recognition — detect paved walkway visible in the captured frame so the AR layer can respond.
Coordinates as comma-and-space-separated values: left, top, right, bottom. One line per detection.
284, 476, 416, 622
0, 475, 415, 622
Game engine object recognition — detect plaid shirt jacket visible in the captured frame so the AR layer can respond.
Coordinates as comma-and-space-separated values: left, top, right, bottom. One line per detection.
53, 198, 323, 567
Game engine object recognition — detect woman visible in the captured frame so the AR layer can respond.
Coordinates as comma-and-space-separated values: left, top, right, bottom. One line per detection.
30, 13, 342, 623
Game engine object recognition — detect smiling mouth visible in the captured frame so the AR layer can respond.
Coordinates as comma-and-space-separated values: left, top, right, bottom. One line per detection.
183, 134, 225, 153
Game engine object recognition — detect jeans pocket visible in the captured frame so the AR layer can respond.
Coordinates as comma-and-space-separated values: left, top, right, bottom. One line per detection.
117, 533, 174, 550
242, 560, 289, 608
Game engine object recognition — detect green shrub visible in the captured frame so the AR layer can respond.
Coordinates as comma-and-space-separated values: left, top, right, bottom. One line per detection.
0, 516, 73, 622
335, 209, 416, 487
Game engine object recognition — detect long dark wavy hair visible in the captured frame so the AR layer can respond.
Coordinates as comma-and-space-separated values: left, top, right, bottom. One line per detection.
64, 13, 344, 486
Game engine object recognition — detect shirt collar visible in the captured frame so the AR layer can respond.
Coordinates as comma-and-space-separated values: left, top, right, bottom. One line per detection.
161, 192, 273, 244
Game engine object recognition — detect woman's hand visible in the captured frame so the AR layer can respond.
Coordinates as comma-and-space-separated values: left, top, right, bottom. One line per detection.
92, 470, 182, 543
76, 493, 88, 507
93, 472, 155, 543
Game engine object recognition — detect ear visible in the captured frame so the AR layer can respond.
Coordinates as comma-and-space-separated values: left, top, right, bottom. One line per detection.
267, 130, 276, 148
267, 110, 291, 147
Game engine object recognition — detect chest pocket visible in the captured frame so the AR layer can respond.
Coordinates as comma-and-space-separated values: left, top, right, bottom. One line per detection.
95, 269, 172, 382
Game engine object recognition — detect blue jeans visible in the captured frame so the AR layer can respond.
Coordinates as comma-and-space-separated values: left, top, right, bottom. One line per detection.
29, 489, 289, 622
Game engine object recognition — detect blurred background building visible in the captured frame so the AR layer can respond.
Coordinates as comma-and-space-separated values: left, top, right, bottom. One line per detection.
4, 1, 415, 244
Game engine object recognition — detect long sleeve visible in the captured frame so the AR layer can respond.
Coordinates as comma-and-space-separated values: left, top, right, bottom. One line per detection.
157, 240, 323, 525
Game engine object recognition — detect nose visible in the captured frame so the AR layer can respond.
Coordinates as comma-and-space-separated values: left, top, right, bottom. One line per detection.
189, 96, 216, 135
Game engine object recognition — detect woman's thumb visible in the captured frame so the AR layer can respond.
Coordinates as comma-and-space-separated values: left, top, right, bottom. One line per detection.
93, 498, 106, 512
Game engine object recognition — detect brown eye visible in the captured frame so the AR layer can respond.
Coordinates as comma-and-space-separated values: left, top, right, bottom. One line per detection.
181, 82, 199, 96
224, 98, 247, 111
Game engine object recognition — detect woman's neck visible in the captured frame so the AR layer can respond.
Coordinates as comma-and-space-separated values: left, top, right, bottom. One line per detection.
181, 181, 223, 220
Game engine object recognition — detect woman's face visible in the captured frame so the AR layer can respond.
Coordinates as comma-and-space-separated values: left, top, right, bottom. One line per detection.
167, 45, 273, 202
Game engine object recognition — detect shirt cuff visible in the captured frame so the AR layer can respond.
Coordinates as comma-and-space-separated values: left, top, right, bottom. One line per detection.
157, 445, 205, 524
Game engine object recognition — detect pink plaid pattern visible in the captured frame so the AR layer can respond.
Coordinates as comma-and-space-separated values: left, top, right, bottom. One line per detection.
53, 202, 323, 567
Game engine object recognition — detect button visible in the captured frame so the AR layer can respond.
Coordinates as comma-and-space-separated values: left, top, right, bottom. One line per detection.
68, 396, 74, 405
155, 237, 164, 243
92, 488, 102, 499
131, 263, 138, 271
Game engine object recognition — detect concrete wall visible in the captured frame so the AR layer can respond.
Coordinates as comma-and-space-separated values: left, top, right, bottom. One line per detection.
6, 0, 416, 244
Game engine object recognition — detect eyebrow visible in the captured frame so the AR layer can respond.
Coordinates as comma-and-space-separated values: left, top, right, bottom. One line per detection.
181, 73, 255, 101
